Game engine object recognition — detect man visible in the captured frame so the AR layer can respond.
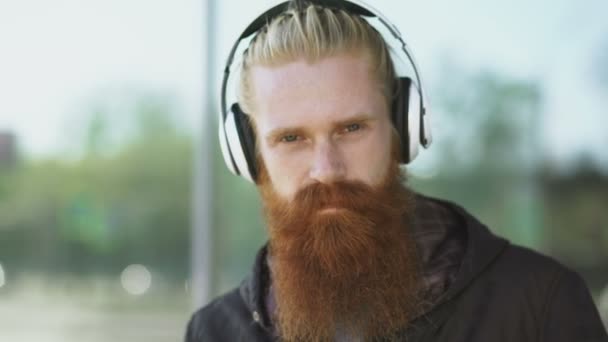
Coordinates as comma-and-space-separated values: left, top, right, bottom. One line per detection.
186, 1, 608, 341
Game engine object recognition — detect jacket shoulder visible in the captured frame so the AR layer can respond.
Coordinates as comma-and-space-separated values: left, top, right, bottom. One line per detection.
499, 245, 607, 340
184, 287, 257, 341
499, 244, 566, 274
431, 241, 607, 341
487, 243, 577, 294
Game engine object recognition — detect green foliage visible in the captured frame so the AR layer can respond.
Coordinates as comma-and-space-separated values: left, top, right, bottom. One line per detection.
412, 64, 544, 247
0, 93, 269, 290
0, 96, 192, 279
410, 62, 608, 294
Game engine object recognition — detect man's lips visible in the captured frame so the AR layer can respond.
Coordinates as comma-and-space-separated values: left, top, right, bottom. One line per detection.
317, 206, 347, 215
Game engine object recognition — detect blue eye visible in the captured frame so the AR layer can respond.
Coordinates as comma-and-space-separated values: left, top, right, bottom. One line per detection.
281, 134, 299, 143
345, 123, 361, 132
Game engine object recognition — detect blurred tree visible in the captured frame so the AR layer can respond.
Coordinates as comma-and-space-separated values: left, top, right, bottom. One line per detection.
85, 108, 109, 157
412, 61, 543, 248
410, 59, 608, 295
540, 157, 608, 292
0, 95, 192, 281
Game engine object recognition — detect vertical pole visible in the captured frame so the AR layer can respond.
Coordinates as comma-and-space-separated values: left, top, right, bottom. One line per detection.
191, 0, 217, 309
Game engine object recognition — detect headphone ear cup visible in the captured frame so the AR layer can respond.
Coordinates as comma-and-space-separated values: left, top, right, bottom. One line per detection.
231, 103, 259, 181
222, 103, 258, 182
392, 77, 411, 163
219, 113, 237, 176
392, 77, 421, 163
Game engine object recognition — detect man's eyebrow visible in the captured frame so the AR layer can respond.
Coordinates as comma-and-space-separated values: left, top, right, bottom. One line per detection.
331, 113, 376, 128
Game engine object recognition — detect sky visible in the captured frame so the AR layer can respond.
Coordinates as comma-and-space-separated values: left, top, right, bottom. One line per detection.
0, 0, 204, 156
0, 0, 606, 168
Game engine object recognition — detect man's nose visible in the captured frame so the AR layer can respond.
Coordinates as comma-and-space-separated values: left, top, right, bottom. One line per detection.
309, 140, 346, 184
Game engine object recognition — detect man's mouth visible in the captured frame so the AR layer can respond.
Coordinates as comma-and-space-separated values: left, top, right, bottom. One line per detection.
317, 206, 346, 215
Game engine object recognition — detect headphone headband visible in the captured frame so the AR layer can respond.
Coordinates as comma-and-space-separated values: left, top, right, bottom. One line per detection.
222, 0, 428, 123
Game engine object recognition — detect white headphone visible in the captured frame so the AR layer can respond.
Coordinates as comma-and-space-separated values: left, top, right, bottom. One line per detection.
219, 0, 433, 183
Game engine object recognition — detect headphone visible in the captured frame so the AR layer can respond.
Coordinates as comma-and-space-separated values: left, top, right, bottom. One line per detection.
219, 0, 433, 183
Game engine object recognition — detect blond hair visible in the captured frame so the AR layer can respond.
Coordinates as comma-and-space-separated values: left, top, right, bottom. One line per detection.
238, 3, 397, 115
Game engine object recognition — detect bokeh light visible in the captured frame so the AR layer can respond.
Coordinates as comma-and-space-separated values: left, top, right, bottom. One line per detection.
120, 264, 152, 296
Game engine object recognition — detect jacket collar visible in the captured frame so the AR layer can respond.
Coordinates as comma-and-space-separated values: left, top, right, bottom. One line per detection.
239, 244, 273, 330
426, 196, 510, 304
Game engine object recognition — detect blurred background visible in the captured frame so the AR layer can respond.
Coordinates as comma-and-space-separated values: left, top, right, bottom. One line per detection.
0, 0, 607, 340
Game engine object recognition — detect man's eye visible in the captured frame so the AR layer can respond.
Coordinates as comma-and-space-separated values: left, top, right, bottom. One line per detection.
280, 134, 299, 143
344, 123, 361, 132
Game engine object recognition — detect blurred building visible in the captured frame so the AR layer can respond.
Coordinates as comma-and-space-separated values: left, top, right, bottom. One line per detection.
0, 131, 17, 168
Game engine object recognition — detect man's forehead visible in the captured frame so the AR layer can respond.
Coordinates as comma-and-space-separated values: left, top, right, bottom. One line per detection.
249, 54, 385, 130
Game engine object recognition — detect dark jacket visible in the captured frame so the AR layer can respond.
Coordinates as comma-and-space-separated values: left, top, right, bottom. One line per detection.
185, 196, 608, 341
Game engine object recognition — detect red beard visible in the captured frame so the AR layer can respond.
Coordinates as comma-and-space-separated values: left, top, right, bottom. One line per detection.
259, 162, 422, 341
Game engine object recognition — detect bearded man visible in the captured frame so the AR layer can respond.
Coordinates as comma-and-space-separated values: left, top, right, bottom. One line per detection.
185, 1, 608, 341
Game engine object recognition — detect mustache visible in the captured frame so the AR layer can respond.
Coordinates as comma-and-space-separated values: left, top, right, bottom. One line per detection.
276, 179, 403, 219
296, 180, 372, 210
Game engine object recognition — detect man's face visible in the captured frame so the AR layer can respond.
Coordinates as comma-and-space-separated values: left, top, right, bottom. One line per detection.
249, 53, 419, 340
249, 52, 394, 199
